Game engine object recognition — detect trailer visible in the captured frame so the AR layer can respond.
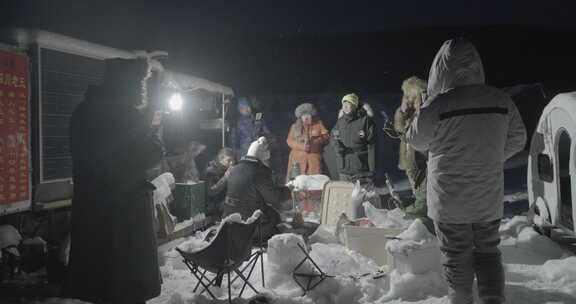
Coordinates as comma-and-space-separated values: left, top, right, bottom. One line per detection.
0, 29, 234, 288
528, 92, 576, 236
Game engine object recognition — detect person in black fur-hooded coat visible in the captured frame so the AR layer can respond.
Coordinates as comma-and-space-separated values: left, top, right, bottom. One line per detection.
66, 58, 163, 304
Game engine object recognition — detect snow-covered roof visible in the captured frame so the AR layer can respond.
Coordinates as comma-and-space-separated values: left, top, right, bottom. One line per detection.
4, 28, 136, 59
2, 29, 234, 95
163, 70, 234, 96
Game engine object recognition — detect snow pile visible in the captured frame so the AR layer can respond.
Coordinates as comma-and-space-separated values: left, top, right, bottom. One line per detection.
380, 270, 447, 302
287, 174, 330, 191
499, 215, 532, 237
304, 243, 387, 304
260, 234, 315, 298
308, 225, 339, 244
386, 218, 439, 259
267, 233, 309, 273
542, 256, 576, 295
503, 192, 528, 203
262, 233, 388, 303
363, 202, 411, 229
382, 219, 445, 301
177, 210, 263, 253
151, 208, 576, 304
310, 243, 379, 276
517, 227, 567, 259
500, 216, 566, 259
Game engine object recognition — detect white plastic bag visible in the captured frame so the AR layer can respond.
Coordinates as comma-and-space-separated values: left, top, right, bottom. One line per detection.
363, 202, 408, 229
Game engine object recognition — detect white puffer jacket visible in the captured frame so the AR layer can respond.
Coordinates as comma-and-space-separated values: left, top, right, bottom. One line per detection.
407, 39, 527, 223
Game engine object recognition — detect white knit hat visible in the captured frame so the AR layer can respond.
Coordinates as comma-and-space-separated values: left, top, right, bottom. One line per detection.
246, 136, 270, 165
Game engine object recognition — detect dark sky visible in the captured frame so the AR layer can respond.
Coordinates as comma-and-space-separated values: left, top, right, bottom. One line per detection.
5, 1, 576, 38
3, 1, 576, 94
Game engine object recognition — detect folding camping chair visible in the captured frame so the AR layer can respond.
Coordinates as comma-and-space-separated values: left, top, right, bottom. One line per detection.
175, 212, 265, 303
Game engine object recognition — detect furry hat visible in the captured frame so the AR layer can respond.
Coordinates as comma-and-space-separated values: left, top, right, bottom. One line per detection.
402, 76, 427, 97
294, 103, 317, 118
401, 76, 427, 110
246, 137, 270, 166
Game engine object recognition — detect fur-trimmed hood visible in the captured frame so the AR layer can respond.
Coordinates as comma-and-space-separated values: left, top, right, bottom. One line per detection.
294, 103, 317, 118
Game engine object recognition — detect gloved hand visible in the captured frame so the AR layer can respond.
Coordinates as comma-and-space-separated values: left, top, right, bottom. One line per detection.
304, 143, 311, 153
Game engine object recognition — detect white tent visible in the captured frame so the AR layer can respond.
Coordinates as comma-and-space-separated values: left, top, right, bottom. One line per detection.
528, 91, 576, 235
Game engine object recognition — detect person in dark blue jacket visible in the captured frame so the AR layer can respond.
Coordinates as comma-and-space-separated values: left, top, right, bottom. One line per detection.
231, 97, 271, 160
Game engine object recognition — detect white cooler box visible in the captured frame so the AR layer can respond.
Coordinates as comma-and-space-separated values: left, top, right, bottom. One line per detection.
343, 225, 404, 266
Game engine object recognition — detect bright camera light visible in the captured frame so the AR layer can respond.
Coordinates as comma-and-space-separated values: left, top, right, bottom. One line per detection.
168, 93, 183, 111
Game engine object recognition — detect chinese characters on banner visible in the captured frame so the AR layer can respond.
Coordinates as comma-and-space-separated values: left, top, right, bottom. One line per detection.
0, 50, 29, 207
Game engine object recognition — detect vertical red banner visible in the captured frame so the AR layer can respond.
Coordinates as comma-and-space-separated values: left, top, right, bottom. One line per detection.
0, 50, 30, 208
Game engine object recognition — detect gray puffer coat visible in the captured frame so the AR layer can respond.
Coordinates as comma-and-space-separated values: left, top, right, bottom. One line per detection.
407, 39, 527, 224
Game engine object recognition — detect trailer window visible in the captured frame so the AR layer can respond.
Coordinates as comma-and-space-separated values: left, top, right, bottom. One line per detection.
537, 153, 553, 182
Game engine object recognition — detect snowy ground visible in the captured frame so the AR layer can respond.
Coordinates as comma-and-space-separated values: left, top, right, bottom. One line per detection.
33, 156, 576, 304
141, 214, 575, 304
34, 215, 576, 304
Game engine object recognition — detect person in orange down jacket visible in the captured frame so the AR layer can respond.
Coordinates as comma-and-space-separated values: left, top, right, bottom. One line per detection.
286, 103, 330, 182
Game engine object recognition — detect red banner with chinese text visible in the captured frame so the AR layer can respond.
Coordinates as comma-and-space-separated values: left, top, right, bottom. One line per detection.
0, 50, 30, 210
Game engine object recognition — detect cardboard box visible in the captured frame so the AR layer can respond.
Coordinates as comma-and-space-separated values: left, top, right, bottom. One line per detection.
343, 225, 404, 266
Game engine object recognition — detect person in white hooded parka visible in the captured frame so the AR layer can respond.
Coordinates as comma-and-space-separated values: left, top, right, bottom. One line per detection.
407, 39, 527, 304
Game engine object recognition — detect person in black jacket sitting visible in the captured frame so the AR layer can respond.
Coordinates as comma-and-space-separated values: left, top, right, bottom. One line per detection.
223, 137, 291, 241
203, 147, 235, 217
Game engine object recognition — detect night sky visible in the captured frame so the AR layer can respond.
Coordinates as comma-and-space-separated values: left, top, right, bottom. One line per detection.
3, 1, 576, 94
